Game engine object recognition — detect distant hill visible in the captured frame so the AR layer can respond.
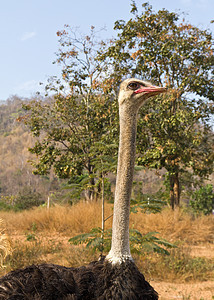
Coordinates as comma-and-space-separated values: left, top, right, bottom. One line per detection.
1, 96, 212, 207
0, 96, 60, 200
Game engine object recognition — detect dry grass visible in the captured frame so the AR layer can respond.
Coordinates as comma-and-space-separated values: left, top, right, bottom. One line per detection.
0, 219, 12, 267
135, 247, 214, 282
0, 202, 213, 283
130, 207, 214, 244
0, 202, 113, 235
0, 203, 213, 243
3, 236, 97, 273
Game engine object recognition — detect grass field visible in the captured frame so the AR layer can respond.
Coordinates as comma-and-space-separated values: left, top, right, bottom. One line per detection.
0, 202, 213, 299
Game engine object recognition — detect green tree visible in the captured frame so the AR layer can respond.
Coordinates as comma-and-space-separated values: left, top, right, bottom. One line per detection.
23, 27, 118, 201
189, 184, 214, 215
98, 2, 214, 209
23, 4, 213, 208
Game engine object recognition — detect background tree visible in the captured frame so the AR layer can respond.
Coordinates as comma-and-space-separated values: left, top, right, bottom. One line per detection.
23, 27, 118, 201
22, 3, 213, 208
98, 2, 214, 208
189, 184, 214, 215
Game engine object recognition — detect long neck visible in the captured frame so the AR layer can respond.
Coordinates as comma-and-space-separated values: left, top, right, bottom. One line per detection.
107, 105, 138, 263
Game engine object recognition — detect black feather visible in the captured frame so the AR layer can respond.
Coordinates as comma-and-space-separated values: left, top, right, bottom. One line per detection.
0, 258, 158, 299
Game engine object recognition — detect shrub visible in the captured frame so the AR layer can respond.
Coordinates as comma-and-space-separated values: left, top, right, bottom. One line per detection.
189, 184, 214, 215
14, 187, 44, 210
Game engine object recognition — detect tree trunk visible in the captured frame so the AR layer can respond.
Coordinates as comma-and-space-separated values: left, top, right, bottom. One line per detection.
95, 180, 102, 202
169, 175, 175, 210
174, 172, 180, 207
169, 172, 180, 209
84, 181, 94, 202
84, 163, 96, 202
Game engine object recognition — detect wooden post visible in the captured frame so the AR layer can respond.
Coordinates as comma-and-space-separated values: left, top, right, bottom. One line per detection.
47, 195, 50, 210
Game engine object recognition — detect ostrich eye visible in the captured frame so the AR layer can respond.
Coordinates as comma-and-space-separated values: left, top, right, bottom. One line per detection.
127, 82, 140, 90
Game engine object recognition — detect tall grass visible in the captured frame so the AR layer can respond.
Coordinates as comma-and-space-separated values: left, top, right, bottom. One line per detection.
1, 202, 213, 243
0, 219, 12, 267
0, 202, 213, 281
0, 202, 112, 235
130, 207, 214, 244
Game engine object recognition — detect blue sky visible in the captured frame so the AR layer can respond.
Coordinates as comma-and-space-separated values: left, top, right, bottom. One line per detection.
1, 0, 213, 100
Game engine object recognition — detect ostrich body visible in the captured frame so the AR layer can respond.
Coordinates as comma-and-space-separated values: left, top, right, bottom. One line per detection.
0, 79, 166, 299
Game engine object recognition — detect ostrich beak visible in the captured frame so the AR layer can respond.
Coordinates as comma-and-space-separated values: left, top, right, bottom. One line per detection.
134, 86, 167, 96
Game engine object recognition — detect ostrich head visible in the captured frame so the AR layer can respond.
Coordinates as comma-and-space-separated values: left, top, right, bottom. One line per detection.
118, 78, 167, 110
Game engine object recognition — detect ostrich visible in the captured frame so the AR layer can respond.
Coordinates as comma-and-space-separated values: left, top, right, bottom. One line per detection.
0, 78, 166, 299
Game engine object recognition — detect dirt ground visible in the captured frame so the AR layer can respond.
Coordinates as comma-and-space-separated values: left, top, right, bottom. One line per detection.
152, 244, 214, 300
152, 281, 214, 300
